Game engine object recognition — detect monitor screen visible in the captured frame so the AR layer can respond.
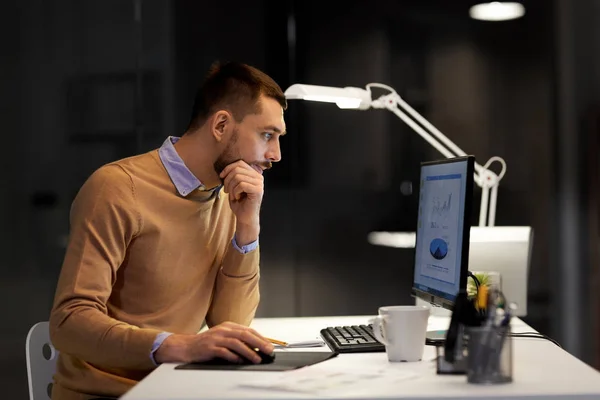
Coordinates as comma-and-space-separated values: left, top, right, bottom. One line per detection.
412, 156, 475, 310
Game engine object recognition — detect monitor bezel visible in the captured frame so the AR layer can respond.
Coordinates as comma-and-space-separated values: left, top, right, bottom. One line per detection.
411, 155, 475, 311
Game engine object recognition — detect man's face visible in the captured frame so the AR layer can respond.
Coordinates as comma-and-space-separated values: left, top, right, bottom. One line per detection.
214, 95, 286, 177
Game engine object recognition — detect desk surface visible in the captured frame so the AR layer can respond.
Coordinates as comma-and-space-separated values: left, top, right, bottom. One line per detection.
121, 315, 600, 400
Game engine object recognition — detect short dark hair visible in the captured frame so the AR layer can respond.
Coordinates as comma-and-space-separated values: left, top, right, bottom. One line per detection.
186, 61, 287, 131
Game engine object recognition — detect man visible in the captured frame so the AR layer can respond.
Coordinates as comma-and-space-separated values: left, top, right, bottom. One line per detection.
49, 61, 287, 400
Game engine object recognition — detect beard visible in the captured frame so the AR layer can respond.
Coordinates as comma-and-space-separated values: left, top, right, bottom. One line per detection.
213, 128, 274, 180
213, 128, 242, 177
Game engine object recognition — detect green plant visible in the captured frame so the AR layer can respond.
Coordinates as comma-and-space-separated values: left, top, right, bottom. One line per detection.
467, 272, 491, 298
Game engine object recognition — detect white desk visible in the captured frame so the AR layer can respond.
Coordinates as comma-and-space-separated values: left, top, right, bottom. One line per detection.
121, 315, 600, 400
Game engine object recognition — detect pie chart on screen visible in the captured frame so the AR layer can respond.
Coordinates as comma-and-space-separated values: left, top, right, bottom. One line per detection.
429, 238, 448, 260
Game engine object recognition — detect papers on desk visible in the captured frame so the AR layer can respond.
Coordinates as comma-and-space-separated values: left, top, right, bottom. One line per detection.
239, 367, 419, 396
273, 338, 326, 348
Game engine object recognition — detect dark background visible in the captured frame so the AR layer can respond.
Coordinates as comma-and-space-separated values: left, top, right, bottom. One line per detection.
2, 0, 599, 397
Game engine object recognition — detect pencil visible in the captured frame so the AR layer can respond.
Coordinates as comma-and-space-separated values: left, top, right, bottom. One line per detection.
266, 337, 288, 346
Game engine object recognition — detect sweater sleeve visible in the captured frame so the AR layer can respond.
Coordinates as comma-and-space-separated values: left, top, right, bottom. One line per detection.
205, 235, 260, 327
49, 164, 161, 371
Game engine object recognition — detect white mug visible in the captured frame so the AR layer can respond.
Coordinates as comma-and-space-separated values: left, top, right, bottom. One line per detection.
369, 305, 430, 362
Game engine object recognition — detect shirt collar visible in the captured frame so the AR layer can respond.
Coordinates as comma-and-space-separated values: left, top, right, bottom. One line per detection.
158, 136, 221, 198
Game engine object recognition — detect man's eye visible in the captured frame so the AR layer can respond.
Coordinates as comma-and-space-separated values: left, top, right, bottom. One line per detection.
263, 132, 273, 140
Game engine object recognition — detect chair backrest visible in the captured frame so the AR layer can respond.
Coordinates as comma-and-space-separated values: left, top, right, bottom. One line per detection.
26, 321, 59, 400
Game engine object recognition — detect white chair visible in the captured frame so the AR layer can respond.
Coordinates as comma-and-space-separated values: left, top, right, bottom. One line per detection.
26, 321, 58, 400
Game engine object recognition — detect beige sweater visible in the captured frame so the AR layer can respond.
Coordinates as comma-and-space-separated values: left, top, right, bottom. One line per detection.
49, 150, 260, 400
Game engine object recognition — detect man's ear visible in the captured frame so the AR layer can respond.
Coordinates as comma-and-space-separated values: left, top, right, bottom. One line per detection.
211, 111, 232, 143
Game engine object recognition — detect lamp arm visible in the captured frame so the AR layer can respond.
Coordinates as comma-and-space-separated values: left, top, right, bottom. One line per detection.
368, 85, 506, 227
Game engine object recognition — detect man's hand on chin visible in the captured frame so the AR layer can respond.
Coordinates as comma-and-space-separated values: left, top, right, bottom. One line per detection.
219, 160, 264, 245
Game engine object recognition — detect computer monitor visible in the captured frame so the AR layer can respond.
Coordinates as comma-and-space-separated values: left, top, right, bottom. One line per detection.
411, 156, 475, 310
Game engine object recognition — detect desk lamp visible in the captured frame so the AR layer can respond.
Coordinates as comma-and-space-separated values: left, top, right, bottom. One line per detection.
469, 2, 526, 21
284, 83, 507, 230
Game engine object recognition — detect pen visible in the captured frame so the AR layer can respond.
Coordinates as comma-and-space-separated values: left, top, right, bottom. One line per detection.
265, 337, 288, 347
477, 285, 488, 311
476, 285, 488, 320
500, 302, 517, 327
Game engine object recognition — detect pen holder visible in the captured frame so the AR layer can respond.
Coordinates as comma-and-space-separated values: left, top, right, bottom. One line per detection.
466, 325, 512, 384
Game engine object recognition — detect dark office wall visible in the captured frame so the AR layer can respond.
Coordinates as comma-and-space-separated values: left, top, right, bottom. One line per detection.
2, 0, 599, 398
553, 0, 600, 364
171, 0, 268, 135
0, 1, 175, 397
0, 4, 27, 392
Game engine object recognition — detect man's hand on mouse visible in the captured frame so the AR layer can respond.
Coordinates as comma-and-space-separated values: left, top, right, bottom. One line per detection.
219, 160, 264, 246
154, 321, 274, 365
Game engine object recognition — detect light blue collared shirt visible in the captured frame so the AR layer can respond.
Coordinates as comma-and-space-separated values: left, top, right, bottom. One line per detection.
150, 136, 259, 365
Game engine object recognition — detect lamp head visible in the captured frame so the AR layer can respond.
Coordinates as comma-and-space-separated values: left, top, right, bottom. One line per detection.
469, 2, 525, 21
284, 84, 372, 110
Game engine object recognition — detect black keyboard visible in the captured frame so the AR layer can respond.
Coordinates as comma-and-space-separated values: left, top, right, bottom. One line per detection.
320, 324, 385, 353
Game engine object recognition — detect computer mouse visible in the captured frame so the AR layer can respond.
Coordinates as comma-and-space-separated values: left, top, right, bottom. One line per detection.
250, 348, 276, 365
204, 348, 276, 365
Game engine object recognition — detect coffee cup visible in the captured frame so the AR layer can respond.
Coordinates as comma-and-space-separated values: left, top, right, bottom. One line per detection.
369, 305, 430, 362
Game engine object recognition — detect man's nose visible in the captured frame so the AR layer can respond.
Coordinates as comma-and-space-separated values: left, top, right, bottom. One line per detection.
266, 141, 281, 163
